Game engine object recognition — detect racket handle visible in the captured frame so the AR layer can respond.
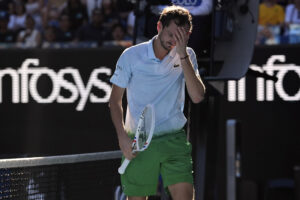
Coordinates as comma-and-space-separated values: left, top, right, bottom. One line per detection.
118, 158, 131, 174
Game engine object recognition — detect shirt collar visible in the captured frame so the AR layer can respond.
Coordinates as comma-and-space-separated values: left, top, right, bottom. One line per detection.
147, 35, 177, 61
147, 36, 157, 60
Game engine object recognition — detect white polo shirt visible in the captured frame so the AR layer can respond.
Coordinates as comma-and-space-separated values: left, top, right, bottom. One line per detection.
110, 36, 199, 136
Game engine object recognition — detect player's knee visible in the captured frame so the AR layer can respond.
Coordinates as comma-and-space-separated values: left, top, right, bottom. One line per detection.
168, 182, 193, 200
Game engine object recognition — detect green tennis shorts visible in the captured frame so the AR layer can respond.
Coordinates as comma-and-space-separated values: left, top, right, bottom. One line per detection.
121, 129, 193, 197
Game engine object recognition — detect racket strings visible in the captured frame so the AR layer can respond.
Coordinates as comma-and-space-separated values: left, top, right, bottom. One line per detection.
137, 119, 147, 149
136, 106, 153, 150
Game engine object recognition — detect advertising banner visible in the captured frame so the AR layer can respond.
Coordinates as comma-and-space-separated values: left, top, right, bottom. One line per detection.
0, 48, 123, 156
224, 45, 300, 183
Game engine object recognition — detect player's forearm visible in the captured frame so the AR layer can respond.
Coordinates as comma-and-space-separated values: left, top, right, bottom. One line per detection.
181, 55, 206, 103
109, 96, 135, 160
109, 99, 127, 138
174, 26, 206, 103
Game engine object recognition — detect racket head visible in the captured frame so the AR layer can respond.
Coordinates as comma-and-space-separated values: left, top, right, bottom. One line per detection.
135, 104, 155, 151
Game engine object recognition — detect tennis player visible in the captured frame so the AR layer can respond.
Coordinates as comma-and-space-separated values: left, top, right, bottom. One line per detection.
109, 5, 206, 200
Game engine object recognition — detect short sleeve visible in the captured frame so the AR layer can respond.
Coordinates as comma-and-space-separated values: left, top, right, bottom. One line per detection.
110, 49, 132, 88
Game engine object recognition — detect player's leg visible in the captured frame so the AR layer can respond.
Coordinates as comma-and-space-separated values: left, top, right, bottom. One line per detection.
168, 182, 193, 200
160, 130, 194, 200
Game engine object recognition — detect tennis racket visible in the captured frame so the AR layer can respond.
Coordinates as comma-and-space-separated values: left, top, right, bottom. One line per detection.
118, 104, 155, 174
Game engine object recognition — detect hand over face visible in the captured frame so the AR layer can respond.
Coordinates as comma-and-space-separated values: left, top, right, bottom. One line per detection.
174, 26, 190, 56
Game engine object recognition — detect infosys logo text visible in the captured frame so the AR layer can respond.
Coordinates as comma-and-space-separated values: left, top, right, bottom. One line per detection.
0, 58, 112, 111
228, 55, 300, 102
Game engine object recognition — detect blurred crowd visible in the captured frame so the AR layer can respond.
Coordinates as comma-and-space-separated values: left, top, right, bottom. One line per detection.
257, 0, 300, 45
2, 0, 298, 49
0, 0, 134, 48
0, 0, 213, 52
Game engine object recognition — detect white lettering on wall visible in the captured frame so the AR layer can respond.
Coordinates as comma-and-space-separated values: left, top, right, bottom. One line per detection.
228, 55, 300, 102
0, 58, 112, 111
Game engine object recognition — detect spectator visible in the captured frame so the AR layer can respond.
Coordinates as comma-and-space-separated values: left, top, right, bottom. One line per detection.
17, 14, 41, 48
41, 25, 56, 48
75, 8, 105, 46
114, 0, 133, 28
8, 2, 27, 32
259, 0, 285, 26
104, 23, 132, 47
285, 0, 300, 24
44, 0, 67, 14
111, 23, 130, 41
45, 7, 60, 28
0, 10, 16, 44
256, 25, 280, 44
25, 0, 43, 29
126, 10, 135, 37
101, 0, 119, 32
126, 5, 148, 44
257, 0, 285, 44
56, 14, 75, 42
62, 0, 88, 31
42, 0, 67, 28
284, 0, 300, 43
85, 0, 102, 20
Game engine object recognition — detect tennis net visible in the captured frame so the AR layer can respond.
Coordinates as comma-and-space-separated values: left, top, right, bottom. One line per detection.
0, 151, 122, 200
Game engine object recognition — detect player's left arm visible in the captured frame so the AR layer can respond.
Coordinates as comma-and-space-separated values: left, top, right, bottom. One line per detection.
175, 26, 206, 103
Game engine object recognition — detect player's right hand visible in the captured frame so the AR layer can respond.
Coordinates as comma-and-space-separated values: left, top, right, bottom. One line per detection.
118, 133, 136, 160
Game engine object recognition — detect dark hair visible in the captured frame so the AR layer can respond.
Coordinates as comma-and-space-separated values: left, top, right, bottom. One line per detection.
159, 5, 193, 32
111, 23, 125, 32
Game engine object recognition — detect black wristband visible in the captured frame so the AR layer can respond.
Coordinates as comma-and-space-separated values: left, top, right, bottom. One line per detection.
180, 55, 189, 60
